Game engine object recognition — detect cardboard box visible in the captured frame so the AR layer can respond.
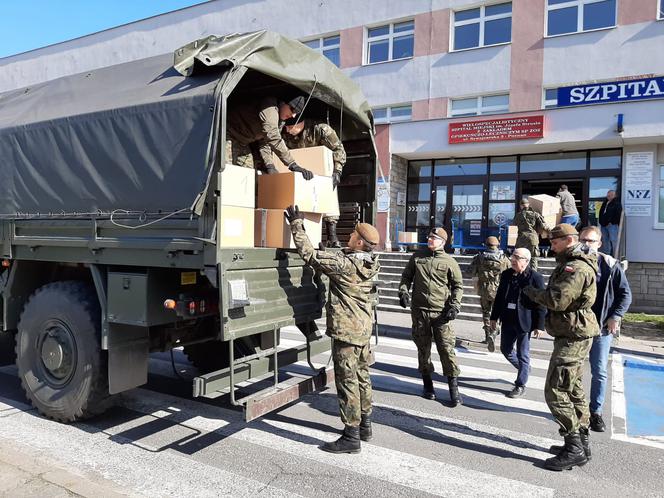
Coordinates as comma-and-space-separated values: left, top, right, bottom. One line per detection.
254, 209, 322, 249
528, 194, 561, 217
540, 212, 562, 238
219, 206, 254, 247
257, 172, 339, 215
220, 164, 255, 208
398, 232, 419, 244
507, 225, 518, 246
273, 146, 334, 177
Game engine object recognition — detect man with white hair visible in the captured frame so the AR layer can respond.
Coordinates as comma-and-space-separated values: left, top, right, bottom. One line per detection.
489, 247, 546, 398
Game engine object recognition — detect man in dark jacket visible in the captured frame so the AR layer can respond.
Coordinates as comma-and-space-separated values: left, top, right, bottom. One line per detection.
598, 190, 622, 257
490, 247, 546, 398
579, 226, 631, 432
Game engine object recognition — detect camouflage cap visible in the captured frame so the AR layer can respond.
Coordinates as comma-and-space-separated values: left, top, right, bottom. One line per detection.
549, 223, 579, 239
288, 96, 306, 115
485, 236, 499, 247
355, 222, 380, 246
429, 227, 448, 241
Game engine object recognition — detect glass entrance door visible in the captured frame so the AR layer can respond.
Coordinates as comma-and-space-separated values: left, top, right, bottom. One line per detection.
451, 184, 485, 249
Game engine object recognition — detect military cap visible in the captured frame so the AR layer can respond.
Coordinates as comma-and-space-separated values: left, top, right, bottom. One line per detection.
288, 96, 306, 115
485, 236, 499, 247
355, 222, 380, 246
429, 227, 448, 241
549, 223, 579, 239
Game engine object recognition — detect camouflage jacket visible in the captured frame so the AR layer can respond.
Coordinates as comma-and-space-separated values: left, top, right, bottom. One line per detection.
282, 119, 346, 176
227, 96, 295, 167
523, 243, 600, 339
469, 249, 510, 299
399, 249, 463, 312
514, 208, 547, 236
290, 219, 380, 345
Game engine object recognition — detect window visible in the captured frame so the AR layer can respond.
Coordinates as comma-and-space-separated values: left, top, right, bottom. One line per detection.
450, 94, 509, 116
435, 158, 488, 176
366, 20, 414, 64
660, 0, 664, 20
546, 0, 617, 37
491, 156, 517, 174
373, 104, 412, 124
590, 149, 621, 170
658, 165, 664, 228
543, 88, 558, 109
520, 151, 586, 173
409, 160, 432, 178
303, 35, 340, 66
588, 176, 619, 225
453, 2, 512, 50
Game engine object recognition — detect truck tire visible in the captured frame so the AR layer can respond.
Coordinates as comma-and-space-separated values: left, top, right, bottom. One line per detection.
15, 281, 110, 422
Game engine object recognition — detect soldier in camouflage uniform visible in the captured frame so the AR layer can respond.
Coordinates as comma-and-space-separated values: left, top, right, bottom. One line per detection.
285, 205, 380, 454
226, 96, 314, 179
468, 236, 510, 345
523, 224, 600, 471
282, 119, 347, 247
513, 198, 548, 271
398, 228, 464, 406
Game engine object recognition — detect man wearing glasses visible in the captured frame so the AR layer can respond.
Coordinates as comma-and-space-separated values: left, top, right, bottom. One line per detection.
578, 226, 632, 432
398, 228, 464, 406
489, 248, 546, 398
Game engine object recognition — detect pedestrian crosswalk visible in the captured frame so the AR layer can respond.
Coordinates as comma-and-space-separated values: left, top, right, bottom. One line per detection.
0, 324, 636, 497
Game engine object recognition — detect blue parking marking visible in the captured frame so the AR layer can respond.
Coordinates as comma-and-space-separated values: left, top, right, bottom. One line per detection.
623, 358, 664, 437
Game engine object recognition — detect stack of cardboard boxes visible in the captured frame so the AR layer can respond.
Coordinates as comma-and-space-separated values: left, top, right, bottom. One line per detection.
218, 146, 339, 248
507, 194, 562, 246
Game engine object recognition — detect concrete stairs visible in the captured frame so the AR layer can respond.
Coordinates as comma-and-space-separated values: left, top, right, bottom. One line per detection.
376, 251, 556, 322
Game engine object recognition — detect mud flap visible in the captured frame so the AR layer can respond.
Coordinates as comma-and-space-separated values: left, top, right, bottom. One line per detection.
107, 324, 149, 394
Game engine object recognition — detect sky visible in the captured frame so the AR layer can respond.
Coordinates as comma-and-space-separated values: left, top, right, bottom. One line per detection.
0, 1, 210, 58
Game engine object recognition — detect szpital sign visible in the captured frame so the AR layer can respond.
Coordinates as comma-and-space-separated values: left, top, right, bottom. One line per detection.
557, 76, 664, 107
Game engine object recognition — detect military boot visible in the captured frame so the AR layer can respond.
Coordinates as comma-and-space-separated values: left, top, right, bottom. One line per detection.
544, 433, 588, 471
549, 427, 591, 461
360, 414, 373, 442
482, 326, 491, 345
422, 374, 436, 400
320, 425, 361, 454
486, 331, 497, 353
326, 221, 341, 248
448, 377, 462, 407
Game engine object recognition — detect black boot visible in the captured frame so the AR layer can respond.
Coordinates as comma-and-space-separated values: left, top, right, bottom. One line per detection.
448, 377, 462, 407
422, 374, 436, 400
549, 427, 591, 461
321, 425, 361, 454
486, 331, 496, 353
326, 221, 341, 248
544, 433, 588, 471
482, 326, 491, 345
360, 414, 373, 442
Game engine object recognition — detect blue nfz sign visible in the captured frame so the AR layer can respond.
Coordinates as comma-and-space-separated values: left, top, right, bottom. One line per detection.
557, 77, 664, 107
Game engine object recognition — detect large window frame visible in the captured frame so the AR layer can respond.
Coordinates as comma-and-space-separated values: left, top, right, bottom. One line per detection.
656, 164, 664, 229
452, 2, 513, 51
543, 88, 558, 109
373, 104, 412, 124
364, 20, 414, 65
546, 0, 617, 37
660, 0, 664, 20
302, 34, 341, 67
449, 94, 510, 117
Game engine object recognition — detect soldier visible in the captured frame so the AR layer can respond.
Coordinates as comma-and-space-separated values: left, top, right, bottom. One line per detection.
282, 119, 347, 247
398, 228, 464, 406
513, 198, 548, 271
284, 204, 380, 454
468, 235, 510, 346
523, 224, 600, 471
226, 96, 314, 179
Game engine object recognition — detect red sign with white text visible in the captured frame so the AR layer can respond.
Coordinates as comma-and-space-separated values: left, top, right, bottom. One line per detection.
449, 115, 545, 144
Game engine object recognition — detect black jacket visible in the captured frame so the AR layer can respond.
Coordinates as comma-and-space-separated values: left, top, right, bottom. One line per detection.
598, 199, 622, 226
491, 268, 546, 332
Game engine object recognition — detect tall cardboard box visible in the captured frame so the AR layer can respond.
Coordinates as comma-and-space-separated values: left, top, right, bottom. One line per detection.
254, 209, 322, 249
257, 172, 339, 215
398, 232, 419, 244
219, 205, 254, 247
273, 146, 334, 176
507, 225, 518, 246
528, 194, 561, 217
220, 164, 255, 208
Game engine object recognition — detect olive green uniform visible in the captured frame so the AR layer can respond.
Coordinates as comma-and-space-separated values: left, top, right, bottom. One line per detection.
469, 249, 510, 335
283, 119, 346, 224
226, 96, 295, 171
290, 219, 380, 427
399, 249, 464, 377
523, 244, 599, 435
514, 208, 547, 271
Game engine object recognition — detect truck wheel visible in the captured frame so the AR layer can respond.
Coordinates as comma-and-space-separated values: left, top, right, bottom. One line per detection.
15, 281, 110, 422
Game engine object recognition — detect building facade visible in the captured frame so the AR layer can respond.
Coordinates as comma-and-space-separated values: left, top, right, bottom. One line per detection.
2, 0, 664, 311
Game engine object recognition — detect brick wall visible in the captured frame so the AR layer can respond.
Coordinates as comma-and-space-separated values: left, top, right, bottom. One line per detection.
389, 154, 408, 249
626, 263, 664, 313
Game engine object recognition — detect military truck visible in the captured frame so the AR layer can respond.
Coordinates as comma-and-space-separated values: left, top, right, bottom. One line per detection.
0, 31, 377, 422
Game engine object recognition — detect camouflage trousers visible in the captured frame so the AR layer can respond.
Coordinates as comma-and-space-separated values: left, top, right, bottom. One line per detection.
225, 139, 268, 171
479, 294, 495, 333
516, 234, 539, 271
411, 308, 460, 378
323, 215, 339, 224
545, 337, 593, 435
332, 339, 372, 427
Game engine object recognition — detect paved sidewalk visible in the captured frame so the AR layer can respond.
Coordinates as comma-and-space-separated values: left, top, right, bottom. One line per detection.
0, 435, 135, 498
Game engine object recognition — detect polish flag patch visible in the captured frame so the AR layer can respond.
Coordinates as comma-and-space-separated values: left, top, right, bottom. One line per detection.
564, 266, 575, 273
